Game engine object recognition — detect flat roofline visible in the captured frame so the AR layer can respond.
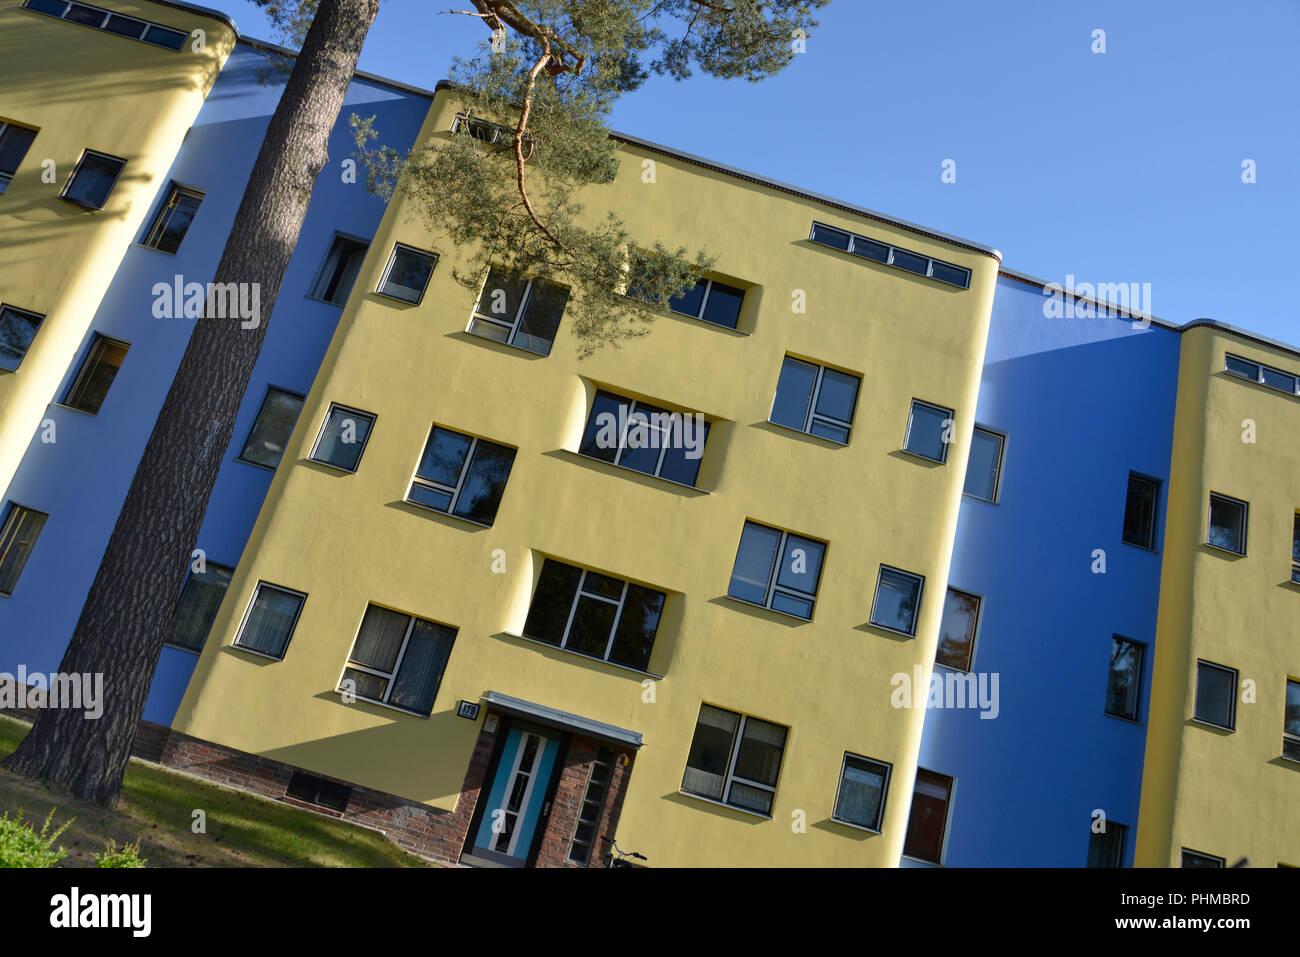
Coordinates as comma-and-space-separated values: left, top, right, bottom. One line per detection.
999, 267, 1300, 360
147, 0, 238, 33
237, 36, 436, 99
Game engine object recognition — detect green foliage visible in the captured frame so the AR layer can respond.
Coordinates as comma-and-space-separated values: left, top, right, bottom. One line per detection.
352, 0, 828, 354
0, 809, 73, 868
251, 0, 321, 82
95, 839, 148, 868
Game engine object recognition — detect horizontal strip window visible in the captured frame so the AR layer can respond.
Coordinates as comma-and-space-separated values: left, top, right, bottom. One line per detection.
450, 112, 534, 159
1224, 352, 1300, 397
22, 1, 189, 51
808, 221, 971, 289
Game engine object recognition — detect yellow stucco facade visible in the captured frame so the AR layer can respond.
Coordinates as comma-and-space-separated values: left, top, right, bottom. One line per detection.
1137, 325, 1300, 867
0, 0, 235, 493
173, 89, 1000, 866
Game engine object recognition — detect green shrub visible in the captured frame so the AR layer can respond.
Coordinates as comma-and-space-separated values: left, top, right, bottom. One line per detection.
0, 809, 73, 868
95, 839, 148, 868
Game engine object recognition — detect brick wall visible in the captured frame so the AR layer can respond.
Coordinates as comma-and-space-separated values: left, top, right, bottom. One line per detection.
534, 735, 636, 868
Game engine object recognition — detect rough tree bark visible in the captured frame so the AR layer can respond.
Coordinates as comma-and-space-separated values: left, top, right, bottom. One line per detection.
2, 0, 380, 803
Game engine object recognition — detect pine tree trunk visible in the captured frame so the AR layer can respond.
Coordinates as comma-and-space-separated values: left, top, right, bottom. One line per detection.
2, 0, 380, 804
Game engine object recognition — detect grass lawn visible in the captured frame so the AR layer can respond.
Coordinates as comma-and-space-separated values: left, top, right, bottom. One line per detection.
0, 715, 427, 867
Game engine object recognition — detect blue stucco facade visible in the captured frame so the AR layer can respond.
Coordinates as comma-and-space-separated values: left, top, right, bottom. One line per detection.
0, 43, 431, 724
907, 274, 1182, 866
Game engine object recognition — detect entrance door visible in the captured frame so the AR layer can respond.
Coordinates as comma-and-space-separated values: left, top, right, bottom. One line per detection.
468, 725, 562, 866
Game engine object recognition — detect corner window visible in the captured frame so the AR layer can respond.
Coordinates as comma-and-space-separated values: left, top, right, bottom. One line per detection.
832, 754, 891, 831
407, 425, 516, 526
309, 234, 368, 305
233, 582, 305, 660
681, 704, 787, 816
1105, 636, 1145, 721
1087, 822, 1127, 868
727, 520, 826, 621
522, 559, 666, 672
1181, 849, 1225, 868
0, 503, 48, 596
1122, 472, 1160, 550
578, 391, 710, 487
140, 183, 203, 254
1284, 679, 1300, 762
0, 121, 38, 193
238, 387, 304, 470
309, 403, 375, 473
666, 277, 746, 330
903, 768, 953, 864
61, 150, 126, 210
1207, 493, 1247, 555
807, 221, 971, 289
0, 305, 45, 371
936, 587, 980, 671
904, 399, 954, 463
376, 243, 437, 304
168, 562, 233, 652
963, 427, 1004, 502
63, 335, 127, 414
769, 356, 860, 444
467, 268, 569, 356
1193, 660, 1237, 730
340, 604, 457, 717
869, 565, 925, 637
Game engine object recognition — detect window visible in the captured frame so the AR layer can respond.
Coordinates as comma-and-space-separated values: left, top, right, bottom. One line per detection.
0, 305, 44, 372
168, 563, 233, 652
339, 604, 457, 717
832, 754, 891, 831
808, 221, 972, 289
407, 425, 516, 526
232, 582, 304, 660
1181, 849, 1225, 868
375, 244, 437, 304
1087, 822, 1127, 868
769, 356, 861, 444
60, 150, 125, 210
21, 1, 188, 49
664, 277, 746, 330
963, 427, 1004, 502
450, 112, 534, 158
1224, 354, 1259, 382
63, 335, 127, 414
0, 504, 47, 596
1292, 513, 1299, 585
467, 268, 569, 356
309, 404, 375, 472
578, 391, 710, 487
1194, 660, 1237, 730
0, 121, 37, 193
903, 768, 953, 864
238, 387, 304, 470
1284, 679, 1300, 762
1225, 352, 1300, 396
522, 559, 666, 672
681, 704, 787, 816
285, 771, 351, 813
309, 234, 368, 305
1105, 636, 1145, 721
870, 565, 925, 637
1122, 473, 1160, 550
140, 183, 202, 254
727, 520, 826, 621
1207, 493, 1247, 555
904, 399, 954, 462
567, 747, 615, 865
936, 588, 980, 671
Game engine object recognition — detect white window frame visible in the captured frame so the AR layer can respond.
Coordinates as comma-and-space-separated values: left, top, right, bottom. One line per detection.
581, 392, 707, 487
808, 221, 972, 289
467, 272, 562, 353
681, 705, 787, 817
729, 520, 825, 620
963, 425, 1006, 503
903, 398, 955, 464
308, 402, 376, 474
407, 426, 513, 525
831, 752, 892, 833
1206, 492, 1248, 556
22, 1, 188, 50
375, 243, 437, 305
337, 605, 453, 717
59, 148, 126, 210
1225, 352, 1300, 397
528, 563, 663, 669
231, 581, 306, 661
869, 564, 926, 638
771, 356, 860, 445
669, 277, 746, 329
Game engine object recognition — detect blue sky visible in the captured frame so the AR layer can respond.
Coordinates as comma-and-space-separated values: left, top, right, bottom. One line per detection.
214, 0, 1299, 344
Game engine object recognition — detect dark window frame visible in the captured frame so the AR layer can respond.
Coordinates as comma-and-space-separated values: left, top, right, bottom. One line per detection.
902, 767, 954, 865
0, 304, 46, 372
1087, 821, 1128, 868
308, 402, 377, 474
232, 581, 306, 661
1193, 659, 1238, 731
935, 586, 981, 672
808, 221, 972, 289
726, 519, 827, 622
466, 268, 569, 356
831, 752, 892, 833
578, 390, 711, 489
21, 0, 189, 50
307, 232, 370, 305
962, 425, 1006, 503
680, 703, 788, 817
903, 398, 956, 464
165, 561, 234, 653
236, 385, 305, 471
0, 502, 48, 597
59, 148, 126, 210
406, 424, 517, 527
1104, 635, 1147, 723
768, 355, 862, 445
337, 603, 458, 718
0, 120, 39, 193
869, 564, 926, 638
61, 333, 128, 415
1206, 492, 1249, 556
374, 242, 437, 305
138, 181, 204, 254
1181, 848, 1225, 868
